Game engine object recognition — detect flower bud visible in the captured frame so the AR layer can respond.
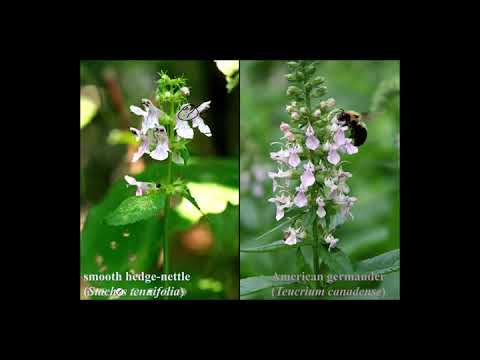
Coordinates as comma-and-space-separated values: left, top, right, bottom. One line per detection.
296, 71, 305, 80
310, 76, 326, 86
291, 112, 300, 120
314, 109, 321, 118
300, 107, 308, 114
287, 86, 302, 97
304, 64, 316, 76
311, 86, 327, 98
285, 73, 296, 81
320, 97, 336, 110
287, 61, 300, 69
180, 87, 190, 96
286, 105, 294, 113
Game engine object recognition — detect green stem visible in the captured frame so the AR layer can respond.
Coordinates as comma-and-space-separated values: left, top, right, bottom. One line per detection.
163, 99, 175, 288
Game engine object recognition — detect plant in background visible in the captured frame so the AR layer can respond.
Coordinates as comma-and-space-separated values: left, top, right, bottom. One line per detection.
105, 71, 210, 281
215, 60, 239, 93
240, 61, 400, 297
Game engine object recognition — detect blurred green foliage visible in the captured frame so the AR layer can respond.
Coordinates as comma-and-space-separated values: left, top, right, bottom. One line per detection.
240, 60, 400, 300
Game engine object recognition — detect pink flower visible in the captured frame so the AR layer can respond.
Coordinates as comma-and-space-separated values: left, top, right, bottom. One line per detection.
268, 169, 291, 192
280, 122, 295, 142
327, 143, 341, 165
325, 234, 339, 251
300, 161, 315, 188
288, 145, 302, 168
283, 226, 305, 246
335, 194, 357, 219
268, 194, 293, 221
305, 123, 320, 150
124, 176, 156, 196
270, 149, 290, 164
316, 197, 326, 218
294, 184, 308, 208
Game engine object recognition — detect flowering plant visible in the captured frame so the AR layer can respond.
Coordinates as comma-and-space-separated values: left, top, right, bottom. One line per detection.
240, 61, 400, 295
104, 71, 211, 279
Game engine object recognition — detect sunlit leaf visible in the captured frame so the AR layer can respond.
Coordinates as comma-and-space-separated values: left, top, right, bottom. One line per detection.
105, 192, 166, 226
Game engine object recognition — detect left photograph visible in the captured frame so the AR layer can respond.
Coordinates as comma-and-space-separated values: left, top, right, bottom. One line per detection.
80, 60, 239, 300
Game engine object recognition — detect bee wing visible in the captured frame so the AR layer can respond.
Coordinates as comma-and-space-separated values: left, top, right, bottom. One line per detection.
360, 111, 383, 122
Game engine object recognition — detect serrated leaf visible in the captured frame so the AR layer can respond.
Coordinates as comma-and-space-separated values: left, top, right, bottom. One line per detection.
181, 186, 203, 214
104, 191, 166, 226
355, 249, 400, 276
240, 275, 296, 297
240, 240, 311, 253
317, 244, 354, 274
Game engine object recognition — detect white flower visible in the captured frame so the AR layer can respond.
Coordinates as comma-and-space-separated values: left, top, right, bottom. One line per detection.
150, 126, 170, 160
268, 193, 293, 221
130, 99, 162, 134
124, 175, 156, 196
314, 109, 321, 118
175, 101, 212, 139
324, 234, 339, 251
283, 227, 305, 246
130, 127, 150, 162
180, 87, 190, 96
291, 112, 300, 120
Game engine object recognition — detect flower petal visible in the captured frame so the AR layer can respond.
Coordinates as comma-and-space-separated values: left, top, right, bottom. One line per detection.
132, 137, 150, 162
150, 142, 170, 161
196, 100, 211, 113
327, 149, 340, 165
294, 191, 308, 208
301, 170, 315, 188
175, 119, 194, 139
306, 135, 320, 150
130, 105, 147, 117
124, 175, 137, 185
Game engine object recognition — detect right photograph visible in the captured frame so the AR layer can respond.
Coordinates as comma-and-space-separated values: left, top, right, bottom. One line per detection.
240, 60, 400, 300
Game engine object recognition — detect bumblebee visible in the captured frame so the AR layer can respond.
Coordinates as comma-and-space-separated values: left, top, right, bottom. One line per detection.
337, 110, 369, 146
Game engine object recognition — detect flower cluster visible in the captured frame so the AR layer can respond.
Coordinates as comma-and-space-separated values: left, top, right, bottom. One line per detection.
125, 72, 212, 195
268, 61, 359, 250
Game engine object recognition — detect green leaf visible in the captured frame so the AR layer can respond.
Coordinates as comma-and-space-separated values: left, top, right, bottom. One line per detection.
242, 212, 303, 245
240, 240, 311, 253
355, 249, 400, 276
296, 247, 313, 274
317, 244, 354, 274
181, 186, 203, 214
179, 147, 190, 165
240, 275, 296, 297
105, 191, 166, 226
